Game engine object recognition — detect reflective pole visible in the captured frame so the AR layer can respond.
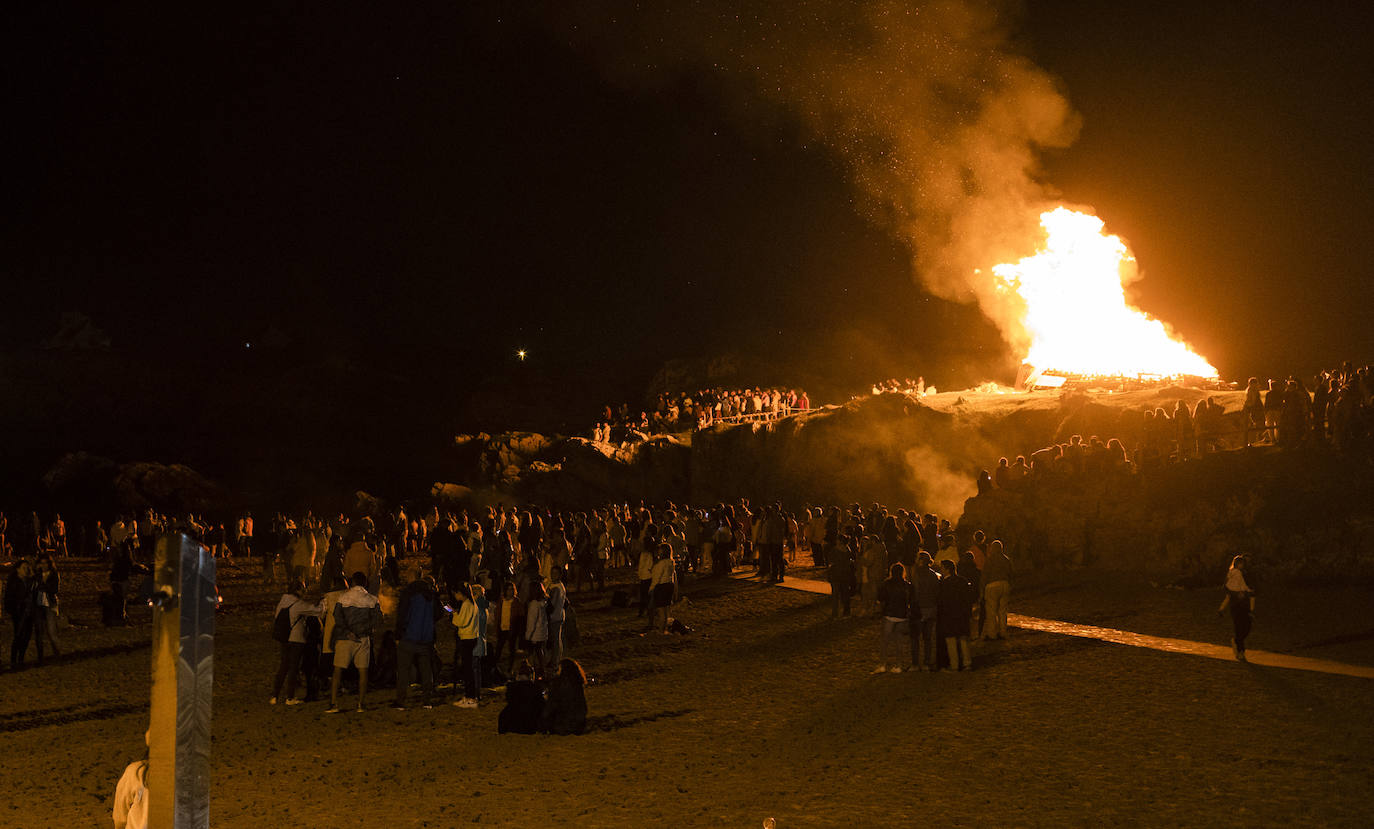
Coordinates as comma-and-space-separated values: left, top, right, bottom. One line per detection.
148, 533, 215, 828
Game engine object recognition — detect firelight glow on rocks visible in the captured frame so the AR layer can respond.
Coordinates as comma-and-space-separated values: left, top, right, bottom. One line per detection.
991, 208, 1218, 379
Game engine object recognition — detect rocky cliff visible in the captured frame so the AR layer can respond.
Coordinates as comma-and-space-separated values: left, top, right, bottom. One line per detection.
445, 387, 1373, 581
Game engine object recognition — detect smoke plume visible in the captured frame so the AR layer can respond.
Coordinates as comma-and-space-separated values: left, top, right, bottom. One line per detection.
539, 0, 1080, 354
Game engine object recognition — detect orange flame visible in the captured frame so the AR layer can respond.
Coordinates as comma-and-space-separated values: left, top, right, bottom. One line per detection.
991, 207, 1217, 379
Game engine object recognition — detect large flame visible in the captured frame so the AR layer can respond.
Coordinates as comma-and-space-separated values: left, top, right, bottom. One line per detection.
992, 208, 1217, 379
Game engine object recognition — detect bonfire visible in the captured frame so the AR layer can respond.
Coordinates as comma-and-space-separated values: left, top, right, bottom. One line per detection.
993, 208, 1218, 390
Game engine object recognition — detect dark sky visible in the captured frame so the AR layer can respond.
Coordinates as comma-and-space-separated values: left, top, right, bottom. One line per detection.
6, 1, 1372, 405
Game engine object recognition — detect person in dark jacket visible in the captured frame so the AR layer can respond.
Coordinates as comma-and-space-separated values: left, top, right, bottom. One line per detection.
540, 658, 588, 735
827, 535, 857, 619
393, 572, 443, 709
874, 563, 910, 673
498, 661, 543, 734
909, 552, 941, 671
328, 572, 381, 713
980, 540, 1013, 640
5, 560, 37, 669
937, 559, 974, 670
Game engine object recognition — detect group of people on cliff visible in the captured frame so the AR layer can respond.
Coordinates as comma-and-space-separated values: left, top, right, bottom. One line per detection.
870, 376, 928, 396
1242, 363, 1372, 451
590, 386, 812, 442
975, 363, 1373, 497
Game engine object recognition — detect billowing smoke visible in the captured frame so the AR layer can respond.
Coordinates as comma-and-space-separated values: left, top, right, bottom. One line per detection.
540, 0, 1080, 355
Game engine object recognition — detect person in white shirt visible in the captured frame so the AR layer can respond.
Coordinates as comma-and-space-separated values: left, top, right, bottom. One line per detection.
648, 543, 677, 634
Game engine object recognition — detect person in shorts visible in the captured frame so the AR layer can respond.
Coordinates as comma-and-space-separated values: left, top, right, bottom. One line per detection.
329, 571, 381, 713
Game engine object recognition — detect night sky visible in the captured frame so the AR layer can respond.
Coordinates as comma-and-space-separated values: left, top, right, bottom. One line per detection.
5, 2, 1372, 489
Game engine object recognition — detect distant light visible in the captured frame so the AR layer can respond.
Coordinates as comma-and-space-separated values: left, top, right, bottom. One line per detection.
517, 349, 526, 361
244, 342, 251, 348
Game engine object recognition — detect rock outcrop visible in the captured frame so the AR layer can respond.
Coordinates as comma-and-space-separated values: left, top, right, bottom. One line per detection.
441, 386, 1374, 581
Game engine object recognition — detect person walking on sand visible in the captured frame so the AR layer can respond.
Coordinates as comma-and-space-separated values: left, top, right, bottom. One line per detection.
1219, 554, 1256, 662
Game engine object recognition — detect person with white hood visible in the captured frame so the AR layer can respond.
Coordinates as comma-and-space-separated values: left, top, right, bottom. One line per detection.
1218, 554, 1256, 661
112, 730, 149, 829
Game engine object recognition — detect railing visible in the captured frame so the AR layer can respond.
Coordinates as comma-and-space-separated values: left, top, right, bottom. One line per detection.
705, 407, 808, 427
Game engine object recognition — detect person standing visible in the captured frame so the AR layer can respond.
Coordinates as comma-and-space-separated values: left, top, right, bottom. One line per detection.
937, 559, 974, 670
828, 535, 857, 619
236, 512, 254, 560
874, 563, 910, 674
270, 580, 319, 705
547, 567, 568, 666
51, 515, 67, 557
909, 552, 941, 671
393, 571, 441, 709
859, 535, 886, 616
980, 540, 1012, 640
524, 582, 550, 679
5, 560, 37, 668
648, 543, 677, 635
451, 582, 487, 709
1219, 554, 1256, 662
328, 572, 381, 713
636, 536, 656, 617
33, 555, 61, 661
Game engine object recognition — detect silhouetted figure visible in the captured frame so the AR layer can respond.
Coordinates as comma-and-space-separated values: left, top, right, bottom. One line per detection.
1219, 555, 1255, 662
540, 658, 588, 735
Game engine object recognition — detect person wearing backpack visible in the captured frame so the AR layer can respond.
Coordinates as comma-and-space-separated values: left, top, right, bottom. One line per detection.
393, 570, 442, 710
329, 572, 382, 713
270, 580, 320, 705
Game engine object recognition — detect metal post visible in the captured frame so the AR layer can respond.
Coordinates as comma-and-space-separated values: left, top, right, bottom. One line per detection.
148, 533, 215, 828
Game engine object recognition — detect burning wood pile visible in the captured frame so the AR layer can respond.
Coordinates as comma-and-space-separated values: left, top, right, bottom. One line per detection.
992, 208, 1219, 392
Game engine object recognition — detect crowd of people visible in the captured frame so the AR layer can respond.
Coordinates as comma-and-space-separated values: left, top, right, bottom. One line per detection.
975, 364, 1374, 496
1243, 364, 1373, 452
590, 386, 812, 441
870, 377, 929, 396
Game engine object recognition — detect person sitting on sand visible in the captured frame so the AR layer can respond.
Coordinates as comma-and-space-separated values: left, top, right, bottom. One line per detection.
498, 661, 543, 734
540, 658, 588, 735
112, 730, 150, 829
